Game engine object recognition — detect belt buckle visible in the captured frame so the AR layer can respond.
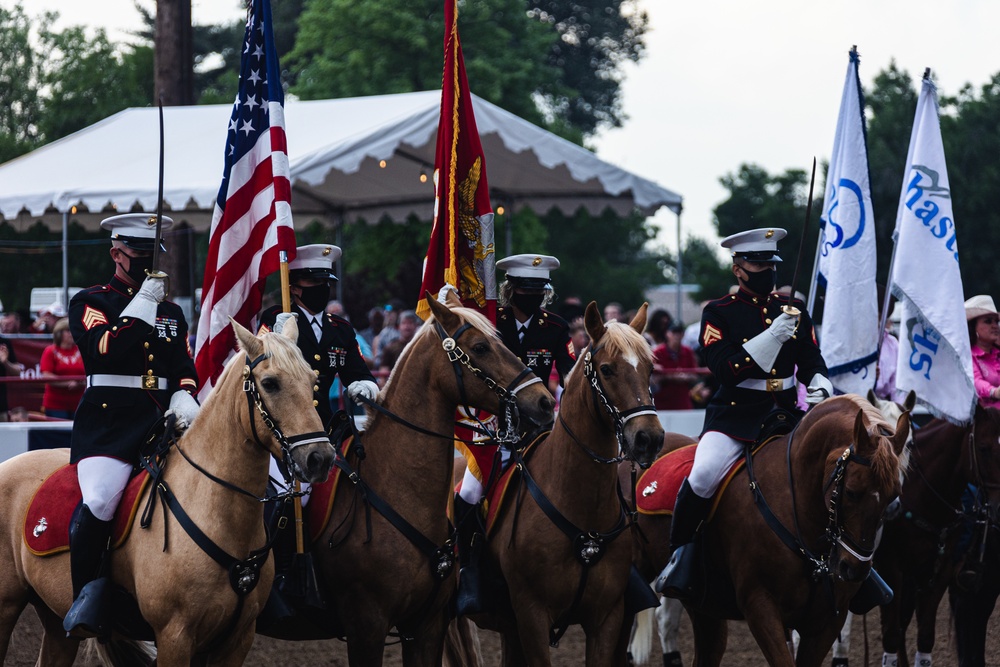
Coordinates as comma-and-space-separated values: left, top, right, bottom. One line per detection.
766, 378, 782, 392
143, 375, 159, 390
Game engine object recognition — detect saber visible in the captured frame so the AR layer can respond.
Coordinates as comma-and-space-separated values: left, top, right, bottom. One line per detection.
148, 96, 170, 294
782, 157, 817, 317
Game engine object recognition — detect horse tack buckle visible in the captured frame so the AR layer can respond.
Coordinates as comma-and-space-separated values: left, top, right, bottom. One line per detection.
143, 374, 160, 390
766, 378, 782, 392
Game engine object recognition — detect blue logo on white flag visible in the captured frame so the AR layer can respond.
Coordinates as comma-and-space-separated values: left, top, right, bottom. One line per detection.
822, 178, 866, 256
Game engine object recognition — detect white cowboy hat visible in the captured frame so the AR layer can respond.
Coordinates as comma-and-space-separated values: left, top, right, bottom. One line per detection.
964, 294, 998, 321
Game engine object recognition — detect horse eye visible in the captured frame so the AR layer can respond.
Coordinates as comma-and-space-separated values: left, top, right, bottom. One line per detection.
260, 377, 280, 393
600, 363, 613, 375
845, 489, 863, 502
471, 342, 489, 355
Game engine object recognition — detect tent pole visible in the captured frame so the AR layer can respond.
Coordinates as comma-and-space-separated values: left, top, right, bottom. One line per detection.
504, 198, 513, 257
675, 209, 683, 321
62, 211, 69, 308
335, 212, 344, 303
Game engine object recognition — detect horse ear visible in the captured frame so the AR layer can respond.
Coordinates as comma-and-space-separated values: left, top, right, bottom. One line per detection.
424, 292, 460, 331
902, 390, 917, 413
891, 410, 911, 456
280, 314, 300, 343
866, 388, 879, 407
231, 318, 264, 359
852, 409, 869, 449
584, 301, 606, 345
629, 302, 649, 335
443, 288, 463, 309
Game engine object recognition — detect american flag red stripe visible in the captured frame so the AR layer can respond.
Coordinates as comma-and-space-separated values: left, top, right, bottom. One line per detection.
194, 0, 296, 397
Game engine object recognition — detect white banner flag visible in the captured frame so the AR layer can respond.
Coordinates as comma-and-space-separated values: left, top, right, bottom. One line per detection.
816, 48, 879, 395
890, 76, 975, 425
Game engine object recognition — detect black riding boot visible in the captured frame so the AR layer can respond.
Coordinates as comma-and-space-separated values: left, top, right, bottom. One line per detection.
848, 567, 893, 614
454, 496, 486, 616
654, 479, 713, 600
63, 503, 113, 640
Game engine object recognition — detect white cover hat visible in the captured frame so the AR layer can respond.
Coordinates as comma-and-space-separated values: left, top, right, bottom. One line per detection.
288, 244, 342, 280
496, 254, 560, 289
720, 228, 787, 262
100, 213, 174, 251
965, 294, 998, 321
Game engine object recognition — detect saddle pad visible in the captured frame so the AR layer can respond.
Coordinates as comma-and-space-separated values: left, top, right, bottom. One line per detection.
635, 440, 770, 519
483, 433, 548, 536
304, 436, 352, 545
23, 464, 151, 557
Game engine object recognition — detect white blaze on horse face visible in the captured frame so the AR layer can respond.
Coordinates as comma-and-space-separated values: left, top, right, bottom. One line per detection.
623, 349, 639, 370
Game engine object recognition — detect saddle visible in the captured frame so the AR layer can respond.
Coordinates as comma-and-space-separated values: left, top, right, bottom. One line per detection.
23, 464, 152, 557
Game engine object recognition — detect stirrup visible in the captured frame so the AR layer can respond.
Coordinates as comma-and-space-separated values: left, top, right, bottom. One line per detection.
654, 543, 698, 600
456, 562, 485, 616
848, 568, 893, 614
63, 577, 112, 640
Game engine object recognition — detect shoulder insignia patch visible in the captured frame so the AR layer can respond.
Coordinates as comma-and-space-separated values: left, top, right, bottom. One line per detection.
703, 323, 722, 347
82, 306, 108, 331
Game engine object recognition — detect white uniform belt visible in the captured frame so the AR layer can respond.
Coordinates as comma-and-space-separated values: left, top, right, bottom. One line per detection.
736, 376, 795, 392
87, 374, 168, 391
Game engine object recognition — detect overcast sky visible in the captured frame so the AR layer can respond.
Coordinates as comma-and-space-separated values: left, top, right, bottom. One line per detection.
22, 0, 1000, 254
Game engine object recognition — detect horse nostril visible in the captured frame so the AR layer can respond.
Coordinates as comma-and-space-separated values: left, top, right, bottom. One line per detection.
539, 395, 555, 413
307, 450, 328, 476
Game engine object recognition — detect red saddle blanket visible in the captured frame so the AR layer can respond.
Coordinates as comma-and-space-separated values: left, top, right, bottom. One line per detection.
304, 436, 353, 545
23, 464, 152, 557
482, 433, 548, 536
635, 441, 769, 518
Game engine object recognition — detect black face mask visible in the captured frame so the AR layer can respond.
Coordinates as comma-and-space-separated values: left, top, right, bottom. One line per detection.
124, 254, 153, 285
742, 267, 776, 296
512, 292, 544, 314
298, 284, 331, 314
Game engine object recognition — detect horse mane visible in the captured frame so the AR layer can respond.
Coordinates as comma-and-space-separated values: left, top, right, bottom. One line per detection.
600, 322, 654, 365
843, 394, 900, 495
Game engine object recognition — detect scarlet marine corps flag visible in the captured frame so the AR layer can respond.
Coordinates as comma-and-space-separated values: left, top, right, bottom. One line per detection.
416, 0, 496, 323
194, 0, 297, 398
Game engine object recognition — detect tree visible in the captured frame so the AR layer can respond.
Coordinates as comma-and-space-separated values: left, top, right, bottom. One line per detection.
0, 4, 42, 162
680, 236, 731, 302
526, 0, 647, 141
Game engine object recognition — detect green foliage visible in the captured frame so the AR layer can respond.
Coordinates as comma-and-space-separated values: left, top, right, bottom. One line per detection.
680, 236, 732, 302
0, 4, 42, 162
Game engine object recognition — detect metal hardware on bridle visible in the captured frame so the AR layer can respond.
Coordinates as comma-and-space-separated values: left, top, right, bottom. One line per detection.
435, 321, 538, 445
582, 345, 657, 461
242, 352, 329, 491
823, 444, 876, 565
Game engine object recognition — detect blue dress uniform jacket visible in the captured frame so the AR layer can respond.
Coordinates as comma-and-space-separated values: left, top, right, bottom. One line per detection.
700, 288, 827, 442
496, 307, 576, 386
259, 305, 375, 427
69, 275, 198, 464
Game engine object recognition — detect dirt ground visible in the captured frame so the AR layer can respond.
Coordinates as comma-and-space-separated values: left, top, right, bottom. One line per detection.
5, 598, 999, 666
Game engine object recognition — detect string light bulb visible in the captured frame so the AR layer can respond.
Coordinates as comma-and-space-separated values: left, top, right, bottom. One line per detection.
419, 170, 428, 183
379, 159, 387, 168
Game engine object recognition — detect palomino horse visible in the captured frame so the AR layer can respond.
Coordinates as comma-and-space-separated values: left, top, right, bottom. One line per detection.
632, 395, 907, 667
0, 319, 335, 665
875, 404, 1000, 667
282, 296, 555, 666
470, 302, 664, 666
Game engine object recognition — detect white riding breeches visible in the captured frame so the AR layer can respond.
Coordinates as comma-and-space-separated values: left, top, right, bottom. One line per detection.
269, 456, 311, 507
687, 430, 747, 498
458, 446, 512, 504
77, 456, 134, 521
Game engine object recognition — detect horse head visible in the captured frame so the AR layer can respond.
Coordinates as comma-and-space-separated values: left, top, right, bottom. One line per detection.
231, 317, 336, 484
970, 404, 1000, 522
829, 398, 908, 583
867, 388, 917, 481
580, 301, 664, 468
412, 295, 555, 431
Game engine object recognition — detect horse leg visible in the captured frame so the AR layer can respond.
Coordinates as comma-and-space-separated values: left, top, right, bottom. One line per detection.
913, 594, 941, 667
583, 602, 625, 667
509, 607, 553, 667
688, 607, 726, 667
659, 597, 684, 665
204, 626, 256, 667
742, 597, 796, 667
0, 592, 27, 662
32, 604, 79, 667
795, 625, 845, 667
400, 609, 450, 667
949, 579, 996, 667
501, 626, 530, 667
830, 612, 852, 666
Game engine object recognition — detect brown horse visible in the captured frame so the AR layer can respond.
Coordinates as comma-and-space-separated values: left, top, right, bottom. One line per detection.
289, 295, 555, 666
470, 302, 664, 667
0, 319, 336, 666
631, 395, 907, 667
875, 404, 1000, 667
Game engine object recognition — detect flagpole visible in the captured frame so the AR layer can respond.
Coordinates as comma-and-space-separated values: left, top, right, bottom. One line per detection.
805, 230, 823, 316
277, 248, 304, 555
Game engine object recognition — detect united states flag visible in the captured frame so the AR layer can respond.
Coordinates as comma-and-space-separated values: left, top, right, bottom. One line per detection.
194, 0, 297, 398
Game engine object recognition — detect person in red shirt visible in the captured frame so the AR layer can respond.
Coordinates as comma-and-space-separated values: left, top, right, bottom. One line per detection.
651, 323, 698, 410
40, 317, 84, 419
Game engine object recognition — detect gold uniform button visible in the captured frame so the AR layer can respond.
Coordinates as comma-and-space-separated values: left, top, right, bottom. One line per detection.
730, 401, 737, 406
166, 337, 171, 343
312, 400, 319, 407
765, 318, 772, 324
122, 318, 128, 323
144, 342, 150, 349
314, 370, 320, 376
734, 363, 740, 369
147, 370, 154, 376
112, 326, 117, 331
102, 403, 108, 409
743, 338, 748, 343
771, 369, 777, 375
752, 297, 758, 304
745, 357, 751, 362
313, 385, 319, 392
314, 354, 321, 361
148, 354, 154, 361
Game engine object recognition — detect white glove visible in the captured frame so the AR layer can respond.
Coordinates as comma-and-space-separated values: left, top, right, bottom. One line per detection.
120, 274, 167, 326
806, 373, 834, 405
743, 313, 799, 371
347, 380, 379, 404
273, 312, 296, 334
166, 390, 201, 431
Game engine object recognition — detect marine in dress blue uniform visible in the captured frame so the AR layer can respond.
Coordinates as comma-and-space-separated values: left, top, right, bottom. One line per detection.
64, 213, 201, 639
656, 228, 833, 601
258, 244, 376, 429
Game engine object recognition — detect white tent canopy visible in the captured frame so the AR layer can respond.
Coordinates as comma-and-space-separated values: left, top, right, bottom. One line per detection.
0, 90, 681, 230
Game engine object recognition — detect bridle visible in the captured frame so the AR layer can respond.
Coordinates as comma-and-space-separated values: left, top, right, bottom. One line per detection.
557, 342, 658, 465
820, 444, 878, 566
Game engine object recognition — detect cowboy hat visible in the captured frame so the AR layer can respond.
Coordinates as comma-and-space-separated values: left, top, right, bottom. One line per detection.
964, 294, 998, 321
